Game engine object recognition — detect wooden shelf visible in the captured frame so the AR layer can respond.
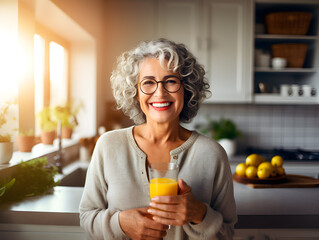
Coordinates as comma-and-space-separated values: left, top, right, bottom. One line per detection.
255, 34, 319, 40
254, 94, 318, 104
255, 67, 319, 73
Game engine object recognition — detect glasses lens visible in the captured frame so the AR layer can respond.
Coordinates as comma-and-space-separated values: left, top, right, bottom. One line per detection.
164, 77, 181, 93
140, 79, 157, 94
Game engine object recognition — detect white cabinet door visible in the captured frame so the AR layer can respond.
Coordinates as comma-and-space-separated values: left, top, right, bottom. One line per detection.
204, 0, 253, 103
261, 228, 319, 240
157, 0, 204, 64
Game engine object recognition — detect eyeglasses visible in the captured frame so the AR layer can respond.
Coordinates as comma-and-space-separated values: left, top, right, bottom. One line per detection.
138, 77, 182, 95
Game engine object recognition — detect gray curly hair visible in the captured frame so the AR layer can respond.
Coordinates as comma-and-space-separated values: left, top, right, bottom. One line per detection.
110, 38, 211, 124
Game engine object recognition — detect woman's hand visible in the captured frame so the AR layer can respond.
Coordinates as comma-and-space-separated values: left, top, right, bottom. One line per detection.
119, 207, 169, 240
148, 179, 207, 226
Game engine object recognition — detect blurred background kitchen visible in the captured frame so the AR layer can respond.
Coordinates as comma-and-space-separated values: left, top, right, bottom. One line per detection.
1, 1, 319, 239
1, 0, 319, 154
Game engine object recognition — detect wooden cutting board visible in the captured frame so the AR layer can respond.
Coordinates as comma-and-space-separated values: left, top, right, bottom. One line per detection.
233, 174, 319, 188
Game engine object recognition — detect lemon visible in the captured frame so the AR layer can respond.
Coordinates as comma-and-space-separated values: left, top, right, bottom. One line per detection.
246, 154, 260, 167
258, 162, 272, 171
245, 166, 257, 179
257, 168, 270, 179
236, 163, 247, 177
258, 161, 276, 177
276, 166, 285, 176
271, 155, 284, 167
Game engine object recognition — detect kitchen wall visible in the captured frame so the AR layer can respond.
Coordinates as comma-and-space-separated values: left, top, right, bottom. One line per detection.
186, 104, 319, 151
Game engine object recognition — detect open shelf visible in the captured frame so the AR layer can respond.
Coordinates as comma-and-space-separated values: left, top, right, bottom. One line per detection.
254, 94, 318, 104
255, 34, 319, 40
255, 67, 319, 73
253, 1, 319, 105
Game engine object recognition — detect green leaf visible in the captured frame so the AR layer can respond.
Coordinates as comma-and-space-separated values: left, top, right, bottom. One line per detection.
0, 158, 59, 203
0, 178, 15, 197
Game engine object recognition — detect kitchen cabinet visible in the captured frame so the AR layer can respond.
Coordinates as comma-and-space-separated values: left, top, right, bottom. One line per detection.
234, 228, 319, 240
259, 228, 319, 240
233, 179, 319, 239
157, 0, 201, 63
157, 0, 253, 103
253, 0, 319, 105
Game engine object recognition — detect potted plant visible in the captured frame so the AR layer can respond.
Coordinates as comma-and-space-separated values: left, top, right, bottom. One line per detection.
37, 106, 57, 145
199, 118, 241, 157
17, 129, 35, 152
52, 100, 82, 139
0, 99, 17, 164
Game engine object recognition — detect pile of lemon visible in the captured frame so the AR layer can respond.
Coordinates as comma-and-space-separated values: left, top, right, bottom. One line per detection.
235, 154, 285, 179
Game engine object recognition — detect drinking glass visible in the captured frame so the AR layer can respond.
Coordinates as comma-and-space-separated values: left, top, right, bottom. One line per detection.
149, 162, 179, 200
149, 162, 179, 230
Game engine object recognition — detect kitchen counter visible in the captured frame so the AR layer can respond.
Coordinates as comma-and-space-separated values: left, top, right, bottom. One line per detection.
1, 183, 318, 229
234, 181, 319, 228
0, 186, 82, 226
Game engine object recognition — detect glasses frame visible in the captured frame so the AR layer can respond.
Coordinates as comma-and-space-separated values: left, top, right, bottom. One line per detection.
137, 77, 183, 95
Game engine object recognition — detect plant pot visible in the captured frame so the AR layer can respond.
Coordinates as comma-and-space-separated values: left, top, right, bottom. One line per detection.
0, 142, 13, 164
62, 127, 73, 139
218, 139, 236, 157
41, 131, 56, 145
17, 135, 35, 152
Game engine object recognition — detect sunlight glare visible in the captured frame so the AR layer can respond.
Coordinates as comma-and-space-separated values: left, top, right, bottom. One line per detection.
50, 41, 68, 106
0, 12, 18, 103
34, 34, 45, 135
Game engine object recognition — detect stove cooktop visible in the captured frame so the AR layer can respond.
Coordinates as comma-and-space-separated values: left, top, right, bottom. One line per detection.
245, 147, 319, 161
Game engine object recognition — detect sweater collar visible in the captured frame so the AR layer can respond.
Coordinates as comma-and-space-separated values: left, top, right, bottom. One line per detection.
127, 125, 199, 157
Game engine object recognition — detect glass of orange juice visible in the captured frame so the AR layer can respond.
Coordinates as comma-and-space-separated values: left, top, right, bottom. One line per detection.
149, 162, 179, 200
149, 162, 179, 229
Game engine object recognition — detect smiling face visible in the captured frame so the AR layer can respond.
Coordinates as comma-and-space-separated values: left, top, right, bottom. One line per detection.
137, 57, 184, 125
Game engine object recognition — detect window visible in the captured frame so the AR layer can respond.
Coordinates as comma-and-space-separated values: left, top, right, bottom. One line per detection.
49, 41, 68, 106
33, 33, 69, 136
34, 34, 45, 135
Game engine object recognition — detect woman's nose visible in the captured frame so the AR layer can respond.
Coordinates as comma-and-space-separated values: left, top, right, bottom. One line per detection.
153, 82, 167, 96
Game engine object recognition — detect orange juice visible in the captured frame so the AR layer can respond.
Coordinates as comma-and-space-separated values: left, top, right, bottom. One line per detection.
149, 178, 178, 200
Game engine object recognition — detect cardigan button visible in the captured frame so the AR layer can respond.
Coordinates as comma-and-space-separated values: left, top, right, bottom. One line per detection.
173, 155, 178, 160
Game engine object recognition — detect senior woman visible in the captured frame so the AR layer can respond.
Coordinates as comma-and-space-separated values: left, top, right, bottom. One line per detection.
79, 38, 237, 240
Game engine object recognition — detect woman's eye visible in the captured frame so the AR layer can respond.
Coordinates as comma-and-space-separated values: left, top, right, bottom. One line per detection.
142, 80, 155, 86
165, 79, 178, 84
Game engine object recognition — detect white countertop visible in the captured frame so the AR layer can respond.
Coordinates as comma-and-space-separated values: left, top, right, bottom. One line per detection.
234, 182, 319, 215
0, 187, 83, 226
1, 181, 319, 228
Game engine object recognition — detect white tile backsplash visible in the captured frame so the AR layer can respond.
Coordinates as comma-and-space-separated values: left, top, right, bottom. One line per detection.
187, 104, 319, 151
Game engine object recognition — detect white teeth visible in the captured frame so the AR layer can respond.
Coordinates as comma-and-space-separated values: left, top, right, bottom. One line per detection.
151, 102, 171, 108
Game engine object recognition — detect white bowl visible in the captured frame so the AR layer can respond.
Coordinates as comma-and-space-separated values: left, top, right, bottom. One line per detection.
272, 57, 287, 69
